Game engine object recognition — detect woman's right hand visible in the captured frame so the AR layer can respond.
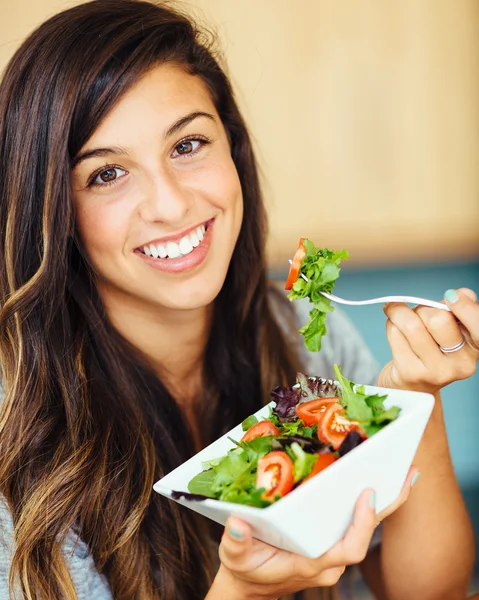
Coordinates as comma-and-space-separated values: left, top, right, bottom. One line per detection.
208, 467, 418, 600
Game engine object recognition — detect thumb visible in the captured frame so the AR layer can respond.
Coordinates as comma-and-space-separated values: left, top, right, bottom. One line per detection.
219, 517, 252, 571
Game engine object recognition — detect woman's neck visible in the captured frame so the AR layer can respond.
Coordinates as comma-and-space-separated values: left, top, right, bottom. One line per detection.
99, 285, 212, 406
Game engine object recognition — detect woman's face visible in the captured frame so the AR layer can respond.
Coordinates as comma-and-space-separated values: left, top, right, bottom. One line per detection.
72, 64, 243, 314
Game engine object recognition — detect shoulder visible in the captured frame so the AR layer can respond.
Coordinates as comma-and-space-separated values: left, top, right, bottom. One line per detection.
268, 282, 379, 385
0, 495, 112, 599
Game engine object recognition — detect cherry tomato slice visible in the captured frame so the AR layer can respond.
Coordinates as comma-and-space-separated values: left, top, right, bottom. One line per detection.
240, 420, 280, 443
317, 403, 362, 450
296, 397, 339, 427
302, 453, 338, 482
256, 451, 294, 501
285, 238, 306, 290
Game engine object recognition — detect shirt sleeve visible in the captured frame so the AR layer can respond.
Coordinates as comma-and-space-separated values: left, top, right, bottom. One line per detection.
0, 498, 14, 599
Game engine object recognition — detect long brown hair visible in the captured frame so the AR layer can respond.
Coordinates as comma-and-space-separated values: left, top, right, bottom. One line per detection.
0, 1, 311, 598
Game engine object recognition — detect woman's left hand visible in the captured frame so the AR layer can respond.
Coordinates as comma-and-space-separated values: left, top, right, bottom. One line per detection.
378, 287, 479, 393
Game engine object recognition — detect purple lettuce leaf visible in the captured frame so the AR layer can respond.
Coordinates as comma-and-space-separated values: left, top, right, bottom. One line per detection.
296, 373, 339, 401
270, 384, 302, 422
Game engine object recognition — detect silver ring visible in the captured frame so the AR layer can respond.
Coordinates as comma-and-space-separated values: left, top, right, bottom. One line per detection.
439, 338, 466, 354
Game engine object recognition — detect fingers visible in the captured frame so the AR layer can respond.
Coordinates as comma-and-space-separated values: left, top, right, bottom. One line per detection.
382, 318, 431, 389
376, 466, 420, 522
219, 517, 253, 573
444, 288, 479, 353
383, 301, 477, 390
321, 489, 377, 569
385, 318, 428, 367
384, 303, 441, 364
414, 304, 464, 351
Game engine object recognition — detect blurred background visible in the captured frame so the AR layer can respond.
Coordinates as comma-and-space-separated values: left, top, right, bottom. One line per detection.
1, 1, 478, 597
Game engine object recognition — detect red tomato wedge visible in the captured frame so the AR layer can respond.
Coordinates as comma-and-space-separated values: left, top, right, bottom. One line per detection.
303, 453, 338, 483
317, 402, 363, 450
256, 451, 294, 501
240, 420, 280, 443
296, 397, 339, 427
285, 238, 306, 290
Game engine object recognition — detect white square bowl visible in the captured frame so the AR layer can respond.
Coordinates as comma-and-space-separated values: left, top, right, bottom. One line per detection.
153, 384, 434, 558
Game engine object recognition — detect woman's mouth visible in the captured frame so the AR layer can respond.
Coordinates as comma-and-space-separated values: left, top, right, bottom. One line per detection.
135, 219, 214, 274
142, 222, 207, 259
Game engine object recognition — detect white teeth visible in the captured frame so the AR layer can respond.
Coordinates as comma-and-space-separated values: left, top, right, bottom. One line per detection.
179, 236, 194, 255
166, 241, 181, 259
142, 222, 208, 259
190, 230, 199, 247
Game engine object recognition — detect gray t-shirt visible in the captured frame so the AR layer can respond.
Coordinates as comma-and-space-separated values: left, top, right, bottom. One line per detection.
0, 299, 379, 599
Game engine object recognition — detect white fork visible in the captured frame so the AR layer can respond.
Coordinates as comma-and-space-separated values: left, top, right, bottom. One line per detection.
288, 260, 450, 312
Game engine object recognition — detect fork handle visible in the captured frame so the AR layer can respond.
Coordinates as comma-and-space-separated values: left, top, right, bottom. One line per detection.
322, 292, 451, 312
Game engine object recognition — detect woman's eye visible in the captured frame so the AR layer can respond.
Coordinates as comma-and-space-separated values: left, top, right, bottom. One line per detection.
171, 139, 203, 157
90, 166, 127, 186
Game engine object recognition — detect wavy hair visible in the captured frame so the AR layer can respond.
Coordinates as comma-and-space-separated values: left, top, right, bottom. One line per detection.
0, 1, 328, 598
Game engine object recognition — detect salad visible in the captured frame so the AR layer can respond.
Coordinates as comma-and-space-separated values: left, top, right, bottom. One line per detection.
185, 366, 400, 508
286, 238, 348, 352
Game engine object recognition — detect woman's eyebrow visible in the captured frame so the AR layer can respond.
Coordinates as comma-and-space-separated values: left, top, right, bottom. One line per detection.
165, 111, 215, 137
72, 111, 216, 168
72, 146, 130, 168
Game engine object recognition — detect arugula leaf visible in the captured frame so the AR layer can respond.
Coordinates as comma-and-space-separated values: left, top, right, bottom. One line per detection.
238, 436, 273, 462
288, 240, 349, 352
267, 406, 281, 427
220, 482, 272, 508
334, 365, 374, 422
188, 434, 273, 504
187, 469, 218, 497
211, 449, 252, 495
241, 414, 259, 431
333, 364, 401, 435
288, 442, 318, 483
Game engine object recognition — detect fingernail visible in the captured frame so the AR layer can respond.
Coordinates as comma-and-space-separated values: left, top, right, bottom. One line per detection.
411, 472, 421, 487
369, 492, 376, 509
228, 525, 244, 540
444, 289, 458, 304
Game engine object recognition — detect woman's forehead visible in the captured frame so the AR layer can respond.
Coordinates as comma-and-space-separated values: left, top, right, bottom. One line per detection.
83, 64, 218, 148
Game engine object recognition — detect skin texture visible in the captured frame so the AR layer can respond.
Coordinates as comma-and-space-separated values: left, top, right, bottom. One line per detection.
73, 65, 477, 599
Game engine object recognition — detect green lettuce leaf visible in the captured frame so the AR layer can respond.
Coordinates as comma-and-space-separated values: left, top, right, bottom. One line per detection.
288, 240, 349, 352
187, 469, 217, 497
241, 414, 259, 431
288, 442, 318, 483
333, 364, 401, 435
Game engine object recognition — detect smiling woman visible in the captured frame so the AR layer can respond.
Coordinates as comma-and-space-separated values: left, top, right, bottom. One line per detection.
72, 66, 243, 311
0, 1, 476, 600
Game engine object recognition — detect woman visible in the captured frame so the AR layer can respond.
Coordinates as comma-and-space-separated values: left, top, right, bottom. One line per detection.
0, 1, 477, 599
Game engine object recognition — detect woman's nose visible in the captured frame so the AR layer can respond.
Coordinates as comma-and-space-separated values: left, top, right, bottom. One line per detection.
139, 169, 195, 224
